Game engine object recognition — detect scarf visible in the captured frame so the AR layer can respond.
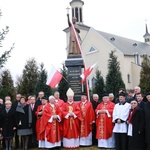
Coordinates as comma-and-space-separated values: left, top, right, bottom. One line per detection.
16, 102, 32, 124
18, 102, 26, 108
128, 106, 137, 124
5, 107, 11, 113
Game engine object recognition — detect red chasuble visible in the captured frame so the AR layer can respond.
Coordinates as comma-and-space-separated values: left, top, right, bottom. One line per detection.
95, 101, 115, 139
55, 98, 65, 137
55, 98, 65, 109
39, 103, 62, 143
62, 101, 81, 139
35, 105, 45, 140
78, 101, 95, 137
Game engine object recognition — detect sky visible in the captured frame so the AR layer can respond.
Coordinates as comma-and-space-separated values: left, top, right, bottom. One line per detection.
0, 0, 150, 83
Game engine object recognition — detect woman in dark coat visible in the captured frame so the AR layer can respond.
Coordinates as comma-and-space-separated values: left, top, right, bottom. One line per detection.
127, 99, 145, 150
0, 100, 17, 150
16, 96, 32, 150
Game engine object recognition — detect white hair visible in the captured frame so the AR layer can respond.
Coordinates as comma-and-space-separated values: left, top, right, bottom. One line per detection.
134, 86, 141, 91
109, 93, 114, 97
93, 94, 99, 98
49, 95, 55, 101
54, 91, 59, 94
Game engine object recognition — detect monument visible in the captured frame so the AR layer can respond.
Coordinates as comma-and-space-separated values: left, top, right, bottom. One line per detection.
65, 12, 84, 101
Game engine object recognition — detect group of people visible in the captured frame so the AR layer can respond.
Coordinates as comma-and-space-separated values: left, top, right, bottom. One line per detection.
0, 86, 150, 150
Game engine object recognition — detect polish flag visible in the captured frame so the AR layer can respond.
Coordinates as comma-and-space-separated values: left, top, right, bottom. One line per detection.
46, 66, 63, 88
80, 62, 98, 83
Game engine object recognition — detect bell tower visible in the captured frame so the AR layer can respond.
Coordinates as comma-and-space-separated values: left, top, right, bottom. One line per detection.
143, 24, 150, 45
70, 0, 84, 24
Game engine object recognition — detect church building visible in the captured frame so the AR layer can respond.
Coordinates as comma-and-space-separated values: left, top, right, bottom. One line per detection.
64, 0, 150, 90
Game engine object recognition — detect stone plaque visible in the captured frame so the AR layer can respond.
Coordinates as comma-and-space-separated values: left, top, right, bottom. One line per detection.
65, 57, 84, 101
68, 66, 82, 101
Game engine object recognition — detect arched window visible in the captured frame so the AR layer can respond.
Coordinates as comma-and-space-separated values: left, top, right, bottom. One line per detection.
80, 8, 82, 22
127, 74, 131, 83
134, 52, 140, 65
92, 77, 96, 87
75, 7, 78, 22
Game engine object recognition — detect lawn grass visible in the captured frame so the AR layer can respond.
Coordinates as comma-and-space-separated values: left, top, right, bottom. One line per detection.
0, 138, 115, 150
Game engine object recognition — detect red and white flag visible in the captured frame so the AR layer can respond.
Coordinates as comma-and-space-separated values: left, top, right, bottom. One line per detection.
46, 66, 63, 88
80, 62, 98, 83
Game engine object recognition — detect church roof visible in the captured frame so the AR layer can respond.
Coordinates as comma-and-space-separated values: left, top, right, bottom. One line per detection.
143, 24, 150, 37
96, 30, 150, 56
70, 0, 84, 5
64, 23, 150, 56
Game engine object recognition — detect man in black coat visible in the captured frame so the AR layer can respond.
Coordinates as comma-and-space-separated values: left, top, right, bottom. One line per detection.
0, 98, 5, 149
133, 86, 141, 100
91, 94, 100, 145
28, 95, 38, 148
12, 94, 21, 110
136, 93, 145, 109
35, 91, 44, 111
0, 99, 4, 112
12, 94, 21, 149
143, 92, 150, 150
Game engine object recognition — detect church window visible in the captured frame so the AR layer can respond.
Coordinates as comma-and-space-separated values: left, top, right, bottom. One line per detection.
80, 8, 82, 22
134, 52, 140, 65
92, 77, 96, 87
87, 46, 98, 55
110, 37, 115, 41
89, 46, 95, 52
72, 8, 74, 17
127, 74, 131, 83
75, 7, 78, 22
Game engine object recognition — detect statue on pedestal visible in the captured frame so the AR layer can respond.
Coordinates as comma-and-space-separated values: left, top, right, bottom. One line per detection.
67, 13, 81, 56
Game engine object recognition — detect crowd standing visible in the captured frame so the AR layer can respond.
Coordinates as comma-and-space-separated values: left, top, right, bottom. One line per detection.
0, 86, 150, 150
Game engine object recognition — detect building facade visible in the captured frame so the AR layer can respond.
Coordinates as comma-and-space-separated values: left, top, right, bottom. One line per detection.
64, 0, 150, 90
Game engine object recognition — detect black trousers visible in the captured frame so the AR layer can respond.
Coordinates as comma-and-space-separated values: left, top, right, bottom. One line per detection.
146, 143, 150, 150
28, 133, 37, 148
14, 130, 19, 148
115, 133, 128, 150
92, 123, 97, 145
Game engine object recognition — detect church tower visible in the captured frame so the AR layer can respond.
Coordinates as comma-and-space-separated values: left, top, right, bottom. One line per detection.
143, 24, 150, 45
70, 0, 84, 24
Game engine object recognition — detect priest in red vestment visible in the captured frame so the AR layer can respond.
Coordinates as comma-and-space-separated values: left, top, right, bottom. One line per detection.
62, 88, 81, 148
39, 96, 62, 149
78, 93, 95, 146
54, 91, 65, 138
35, 96, 48, 141
95, 93, 115, 149
54, 91, 65, 109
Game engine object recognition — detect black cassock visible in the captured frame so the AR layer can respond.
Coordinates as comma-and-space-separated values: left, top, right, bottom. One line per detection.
91, 100, 100, 145
144, 102, 150, 150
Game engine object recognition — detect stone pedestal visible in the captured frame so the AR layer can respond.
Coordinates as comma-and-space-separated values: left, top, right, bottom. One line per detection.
65, 56, 84, 101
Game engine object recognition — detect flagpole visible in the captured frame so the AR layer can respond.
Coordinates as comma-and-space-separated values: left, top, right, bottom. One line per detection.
62, 76, 68, 83
70, 17, 91, 100
59, 68, 69, 83
85, 78, 90, 101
